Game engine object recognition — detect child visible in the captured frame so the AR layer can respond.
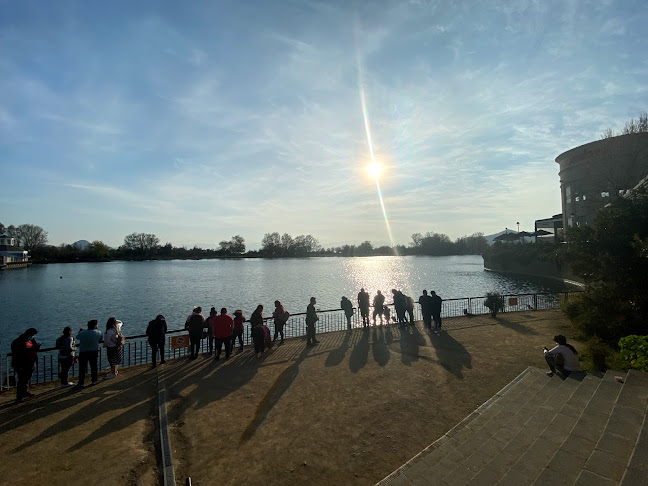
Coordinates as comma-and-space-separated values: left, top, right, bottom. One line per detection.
383, 306, 391, 324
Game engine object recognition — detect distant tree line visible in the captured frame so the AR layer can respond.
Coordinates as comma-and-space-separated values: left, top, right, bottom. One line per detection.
0, 222, 49, 250
2, 221, 489, 263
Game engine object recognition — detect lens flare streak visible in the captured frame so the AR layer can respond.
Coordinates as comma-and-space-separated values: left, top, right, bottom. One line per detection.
357, 51, 397, 255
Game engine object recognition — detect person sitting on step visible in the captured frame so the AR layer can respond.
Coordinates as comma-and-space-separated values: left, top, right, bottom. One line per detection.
543, 334, 580, 377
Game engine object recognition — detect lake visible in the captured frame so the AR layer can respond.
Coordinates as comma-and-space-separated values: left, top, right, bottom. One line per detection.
0, 255, 574, 354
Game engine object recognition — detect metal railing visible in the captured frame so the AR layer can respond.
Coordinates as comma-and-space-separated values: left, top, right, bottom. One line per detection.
1, 291, 580, 390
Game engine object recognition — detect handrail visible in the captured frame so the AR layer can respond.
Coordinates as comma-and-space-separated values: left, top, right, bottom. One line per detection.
3, 291, 581, 356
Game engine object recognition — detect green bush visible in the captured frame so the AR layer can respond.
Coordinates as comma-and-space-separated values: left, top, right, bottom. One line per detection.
484, 292, 505, 318
619, 335, 648, 371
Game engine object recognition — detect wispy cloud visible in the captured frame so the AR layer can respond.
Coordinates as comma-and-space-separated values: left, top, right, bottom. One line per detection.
1, 0, 645, 248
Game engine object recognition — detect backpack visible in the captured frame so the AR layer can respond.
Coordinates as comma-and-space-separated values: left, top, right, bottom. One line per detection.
282, 311, 290, 323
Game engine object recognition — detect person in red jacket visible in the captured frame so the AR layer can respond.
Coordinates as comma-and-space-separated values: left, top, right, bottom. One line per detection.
209, 308, 234, 361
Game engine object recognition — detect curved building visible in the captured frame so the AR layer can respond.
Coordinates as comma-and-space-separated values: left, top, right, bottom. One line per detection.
555, 132, 648, 229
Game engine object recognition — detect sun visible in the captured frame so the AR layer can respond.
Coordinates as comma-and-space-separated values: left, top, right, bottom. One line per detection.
366, 162, 383, 179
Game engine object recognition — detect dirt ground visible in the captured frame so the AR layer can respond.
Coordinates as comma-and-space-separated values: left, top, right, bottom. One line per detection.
0, 309, 578, 486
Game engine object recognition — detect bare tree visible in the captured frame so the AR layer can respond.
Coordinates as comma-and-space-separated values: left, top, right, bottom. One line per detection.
123, 232, 160, 256
16, 224, 48, 250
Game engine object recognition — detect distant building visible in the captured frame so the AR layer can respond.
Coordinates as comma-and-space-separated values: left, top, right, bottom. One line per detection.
534, 214, 563, 243
555, 132, 648, 229
0, 235, 31, 269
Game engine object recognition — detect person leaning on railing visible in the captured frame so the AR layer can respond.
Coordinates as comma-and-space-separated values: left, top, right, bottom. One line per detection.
56, 326, 76, 388
11, 327, 40, 403
76, 320, 102, 388
146, 315, 167, 368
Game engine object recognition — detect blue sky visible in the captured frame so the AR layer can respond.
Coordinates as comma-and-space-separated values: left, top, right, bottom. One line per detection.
1, 0, 647, 249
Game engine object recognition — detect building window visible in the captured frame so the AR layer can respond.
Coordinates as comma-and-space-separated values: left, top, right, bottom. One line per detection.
582, 195, 587, 201
601, 191, 609, 198
575, 196, 580, 202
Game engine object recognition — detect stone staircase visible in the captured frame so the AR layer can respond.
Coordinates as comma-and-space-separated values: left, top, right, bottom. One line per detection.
376, 367, 648, 485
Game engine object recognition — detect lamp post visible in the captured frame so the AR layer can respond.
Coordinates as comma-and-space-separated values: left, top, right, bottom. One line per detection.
516, 221, 520, 233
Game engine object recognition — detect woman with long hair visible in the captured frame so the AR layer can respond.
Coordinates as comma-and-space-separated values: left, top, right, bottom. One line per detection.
104, 317, 123, 379
543, 334, 580, 377
272, 300, 288, 344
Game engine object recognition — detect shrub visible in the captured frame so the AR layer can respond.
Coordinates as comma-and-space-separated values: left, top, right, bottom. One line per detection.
585, 337, 611, 372
484, 292, 505, 318
619, 335, 648, 371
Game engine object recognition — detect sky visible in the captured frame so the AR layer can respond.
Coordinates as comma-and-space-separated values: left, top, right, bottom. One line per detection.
1, 0, 647, 250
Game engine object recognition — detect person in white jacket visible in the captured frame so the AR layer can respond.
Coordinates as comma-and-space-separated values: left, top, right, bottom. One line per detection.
544, 334, 580, 377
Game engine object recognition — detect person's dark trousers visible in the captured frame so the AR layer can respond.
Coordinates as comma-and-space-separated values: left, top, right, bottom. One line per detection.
253, 335, 264, 353
59, 356, 74, 385
422, 314, 432, 329
150, 342, 165, 366
545, 354, 569, 375
78, 350, 99, 386
273, 326, 284, 342
230, 329, 243, 351
207, 328, 214, 354
433, 314, 442, 329
189, 335, 201, 359
214, 336, 232, 359
15, 365, 34, 400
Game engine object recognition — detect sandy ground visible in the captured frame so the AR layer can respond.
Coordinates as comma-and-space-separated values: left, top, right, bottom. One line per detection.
0, 309, 577, 486
165, 309, 576, 486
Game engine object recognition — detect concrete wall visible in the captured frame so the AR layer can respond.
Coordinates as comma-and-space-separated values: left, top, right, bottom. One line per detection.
483, 253, 584, 286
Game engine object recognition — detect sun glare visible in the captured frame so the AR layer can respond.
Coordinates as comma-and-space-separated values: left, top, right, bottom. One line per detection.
367, 162, 382, 179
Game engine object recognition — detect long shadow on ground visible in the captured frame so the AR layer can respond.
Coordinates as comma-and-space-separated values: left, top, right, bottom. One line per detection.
496, 316, 539, 335
428, 330, 472, 379
372, 327, 390, 367
325, 330, 352, 368
349, 328, 370, 373
4, 370, 157, 453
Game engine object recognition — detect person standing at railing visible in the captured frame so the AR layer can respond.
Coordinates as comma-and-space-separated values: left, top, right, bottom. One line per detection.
358, 288, 370, 327
305, 297, 319, 346
272, 300, 289, 344
391, 289, 407, 326
206, 307, 217, 355
11, 327, 40, 403
340, 296, 354, 330
250, 305, 265, 357
104, 318, 124, 379
232, 310, 245, 353
76, 320, 102, 388
56, 326, 76, 387
373, 290, 386, 325
146, 314, 167, 368
210, 308, 234, 361
185, 306, 205, 360
419, 290, 433, 329
430, 291, 443, 330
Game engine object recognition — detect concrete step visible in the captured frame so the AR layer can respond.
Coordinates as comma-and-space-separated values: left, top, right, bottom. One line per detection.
414, 369, 583, 484
461, 372, 596, 486
377, 368, 648, 486
620, 370, 648, 485
575, 369, 648, 485
376, 367, 544, 485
